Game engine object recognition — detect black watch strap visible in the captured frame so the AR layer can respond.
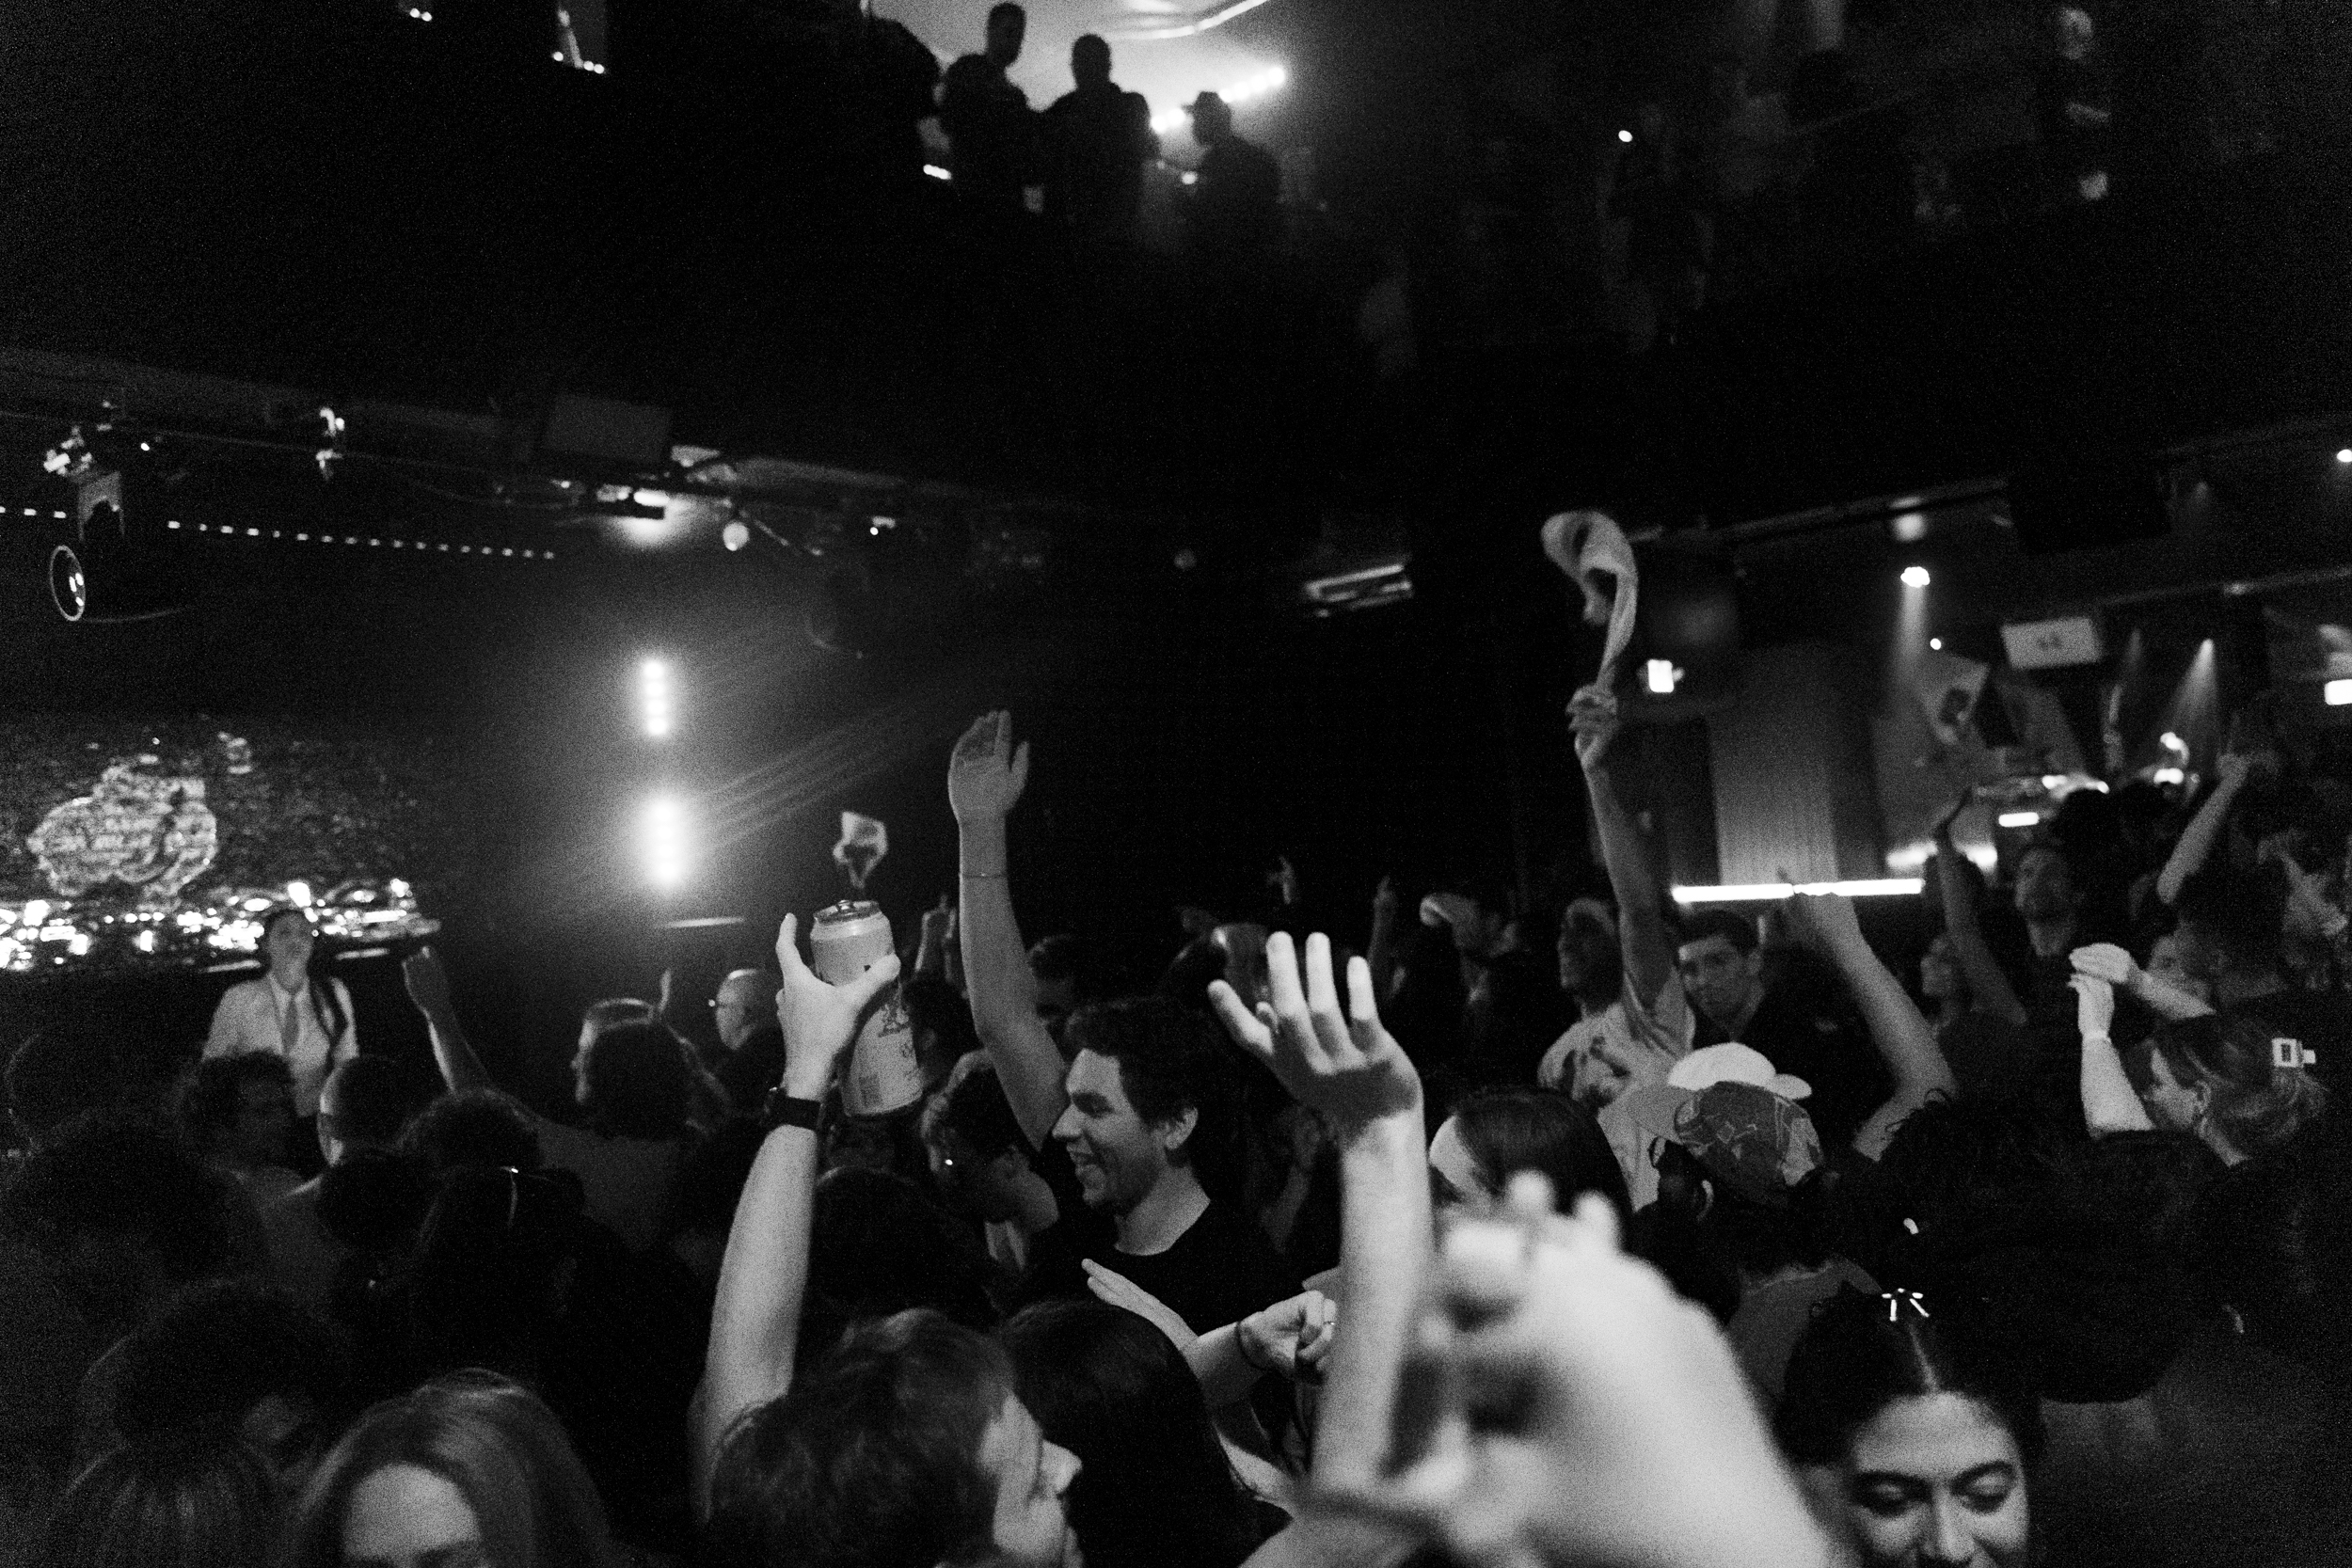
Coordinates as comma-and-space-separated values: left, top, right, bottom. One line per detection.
761, 1088, 824, 1132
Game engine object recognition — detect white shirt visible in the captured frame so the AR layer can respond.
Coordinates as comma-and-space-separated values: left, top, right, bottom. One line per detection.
1537, 972, 1693, 1104
203, 974, 358, 1116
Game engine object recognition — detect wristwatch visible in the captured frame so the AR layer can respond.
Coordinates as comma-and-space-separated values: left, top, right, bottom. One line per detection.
761, 1088, 824, 1132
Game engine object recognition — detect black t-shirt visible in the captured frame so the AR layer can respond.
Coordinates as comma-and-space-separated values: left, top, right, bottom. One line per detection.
1023, 1196, 1300, 1334
1697, 974, 1888, 1152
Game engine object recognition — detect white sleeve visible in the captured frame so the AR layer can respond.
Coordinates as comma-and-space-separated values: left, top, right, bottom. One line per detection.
203, 987, 245, 1058
333, 977, 359, 1060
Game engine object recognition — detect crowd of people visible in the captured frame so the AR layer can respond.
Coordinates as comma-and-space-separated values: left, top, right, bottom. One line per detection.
8, 565, 2352, 1565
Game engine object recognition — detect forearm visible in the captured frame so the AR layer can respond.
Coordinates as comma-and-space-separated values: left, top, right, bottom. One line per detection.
1187, 1323, 1263, 1410
957, 817, 1067, 1148
421, 1009, 492, 1095
2079, 1032, 2154, 1135
1314, 1111, 1431, 1492
1816, 927, 1952, 1159
1935, 839, 2025, 1024
1587, 769, 1674, 1006
2158, 776, 2243, 906
2128, 971, 2215, 1022
695, 1121, 820, 1511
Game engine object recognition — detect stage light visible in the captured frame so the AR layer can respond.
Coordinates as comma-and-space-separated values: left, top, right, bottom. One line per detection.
924, 165, 951, 181
2336, 449, 2352, 465
1645, 658, 1679, 695
286, 880, 313, 907
1672, 879, 1922, 904
722, 520, 751, 552
1892, 511, 1928, 543
2327, 679, 2352, 706
1997, 811, 2042, 829
638, 657, 675, 739
642, 795, 690, 891
2160, 730, 2185, 752
1929, 638, 1943, 650
1900, 564, 1931, 588
1617, 129, 1633, 144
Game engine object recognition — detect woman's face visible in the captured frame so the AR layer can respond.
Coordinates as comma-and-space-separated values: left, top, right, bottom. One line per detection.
263, 914, 314, 980
342, 1463, 485, 1568
2142, 1049, 2205, 1133
1825, 1392, 2029, 1568
978, 1394, 1082, 1568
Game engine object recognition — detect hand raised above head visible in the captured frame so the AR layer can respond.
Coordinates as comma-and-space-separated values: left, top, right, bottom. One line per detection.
1240, 1290, 1338, 1381
773, 913, 899, 1100
2070, 973, 2117, 1038
1567, 685, 1620, 772
1209, 932, 1420, 1134
1779, 891, 1863, 954
402, 946, 453, 1019
2068, 942, 2138, 989
947, 710, 1030, 824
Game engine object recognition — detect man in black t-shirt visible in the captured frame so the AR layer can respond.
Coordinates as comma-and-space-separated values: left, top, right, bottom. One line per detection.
1676, 910, 1886, 1152
1018, 997, 1297, 1332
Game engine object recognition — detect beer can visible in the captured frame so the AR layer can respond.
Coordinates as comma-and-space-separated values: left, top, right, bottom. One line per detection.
809, 899, 923, 1117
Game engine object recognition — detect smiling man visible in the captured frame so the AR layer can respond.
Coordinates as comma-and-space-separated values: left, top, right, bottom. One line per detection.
1023, 997, 1298, 1334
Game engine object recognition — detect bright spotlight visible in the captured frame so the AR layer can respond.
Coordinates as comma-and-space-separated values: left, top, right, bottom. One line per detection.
2326, 679, 2352, 706
638, 657, 675, 739
1929, 638, 1943, 651
722, 519, 751, 552
1617, 129, 1633, 144
643, 795, 690, 891
285, 880, 313, 908
1645, 658, 1679, 695
1900, 565, 1931, 588
2159, 730, 2185, 752
1997, 811, 2042, 829
2336, 448, 2352, 465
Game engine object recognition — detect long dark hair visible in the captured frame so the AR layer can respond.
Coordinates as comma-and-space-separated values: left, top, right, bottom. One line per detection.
999, 1300, 1263, 1568
1775, 1287, 2043, 1471
259, 908, 349, 1050
1448, 1087, 1632, 1224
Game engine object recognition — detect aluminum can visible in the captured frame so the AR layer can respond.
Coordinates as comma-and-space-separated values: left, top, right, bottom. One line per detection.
809, 899, 923, 1116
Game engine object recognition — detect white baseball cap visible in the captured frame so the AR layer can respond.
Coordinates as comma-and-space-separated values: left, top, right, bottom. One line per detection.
1666, 1041, 1810, 1101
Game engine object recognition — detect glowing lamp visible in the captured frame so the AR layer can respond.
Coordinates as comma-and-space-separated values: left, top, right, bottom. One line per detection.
2326, 679, 2352, 706
1900, 565, 1931, 588
1997, 812, 2042, 829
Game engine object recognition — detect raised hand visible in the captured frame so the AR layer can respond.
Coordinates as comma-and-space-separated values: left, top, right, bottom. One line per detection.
402, 945, 454, 1021
1370, 1180, 1824, 1568
2070, 973, 2117, 1039
2069, 942, 2139, 990
1239, 1290, 1338, 1381
1209, 932, 1421, 1135
947, 710, 1030, 825
1082, 1259, 1196, 1353
774, 913, 900, 1101
1780, 890, 1864, 955
1567, 685, 1620, 773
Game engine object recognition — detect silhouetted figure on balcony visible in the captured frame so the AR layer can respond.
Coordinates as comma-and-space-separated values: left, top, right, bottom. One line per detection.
940, 2, 1037, 229
1041, 35, 1157, 247
1184, 91, 1279, 268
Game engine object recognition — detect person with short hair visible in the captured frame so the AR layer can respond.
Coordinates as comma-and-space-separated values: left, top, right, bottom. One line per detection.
949, 713, 1297, 1335
1041, 35, 1156, 246
940, 3, 1037, 229
38, 1433, 282, 1568
710, 967, 787, 1113
1183, 92, 1279, 262
263, 1055, 415, 1309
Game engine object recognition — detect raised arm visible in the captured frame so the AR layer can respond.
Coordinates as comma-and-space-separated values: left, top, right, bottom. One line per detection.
2156, 755, 2253, 907
691, 915, 898, 1514
1782, 894, 1955, 1159
1931, 804, 2026, 1026
2070, 974, 2153, 1135
402, 946, 491, 1096
1212, 932, 1429, 1495
1568, 689, 1675, 1010
948, 711, 1067, 1150
2071, 943, 2214, 1023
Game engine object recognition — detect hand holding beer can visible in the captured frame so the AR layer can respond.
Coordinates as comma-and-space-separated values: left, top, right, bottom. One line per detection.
809, 899, 924, 1116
